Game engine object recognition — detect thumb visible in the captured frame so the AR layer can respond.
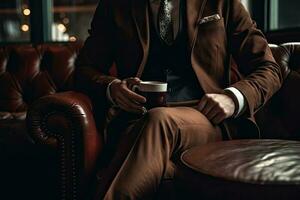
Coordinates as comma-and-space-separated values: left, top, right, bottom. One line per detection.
126, 77, 141, 90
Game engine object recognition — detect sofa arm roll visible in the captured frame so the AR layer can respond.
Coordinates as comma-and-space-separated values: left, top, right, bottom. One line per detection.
27, 91, 103, 200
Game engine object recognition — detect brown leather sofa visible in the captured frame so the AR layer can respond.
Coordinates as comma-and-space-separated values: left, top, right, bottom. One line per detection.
0, 43, 82, 200
1, 42, 300, 199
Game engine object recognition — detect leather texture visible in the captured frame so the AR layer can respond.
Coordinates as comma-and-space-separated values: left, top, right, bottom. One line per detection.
27, 91, 103, 200
177, 139, 300, 199
0, 42, 82, 147
255, 43, 300, 140
181, 140, 300, 184
0, 43, 81, 112
0, 43, 82, 200
0, 42, 299, 199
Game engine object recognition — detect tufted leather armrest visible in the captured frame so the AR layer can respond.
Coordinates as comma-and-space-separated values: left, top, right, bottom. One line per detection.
255, 43, 300, 140
277, 43, 300, 139
26, 91, 103, 200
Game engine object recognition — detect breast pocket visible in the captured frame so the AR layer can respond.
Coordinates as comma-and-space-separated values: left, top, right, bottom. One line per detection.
193, 17, 227, 79
197, 17, 226, 45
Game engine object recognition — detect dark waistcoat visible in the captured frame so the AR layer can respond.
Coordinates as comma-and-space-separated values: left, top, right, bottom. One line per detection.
142, 0, 203, 103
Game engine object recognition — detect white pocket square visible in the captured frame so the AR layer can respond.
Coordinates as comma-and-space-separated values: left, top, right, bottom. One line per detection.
198, 14, 221, 25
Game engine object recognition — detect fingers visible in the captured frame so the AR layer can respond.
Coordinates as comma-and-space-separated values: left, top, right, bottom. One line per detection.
122, 78, 146, 102
197, 96, 207, 111
126, 77, 141, 90
117, 99, 145, 114
198, 94, 235, 125
198, 95, 216, 116
110, 77, 147, 114
202, 105, 226, 125
120, 81, 146, 104
205, 107, 219, 121
211, 112, 227, 125
206, 107, 227, 125
116, 92, 145, 113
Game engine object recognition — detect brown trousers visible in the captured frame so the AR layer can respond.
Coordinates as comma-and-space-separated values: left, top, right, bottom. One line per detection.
95, 107, 223, 200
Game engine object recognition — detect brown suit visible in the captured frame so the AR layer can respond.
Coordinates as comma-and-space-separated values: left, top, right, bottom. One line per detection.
76, 0, 283, 139
75, 0, 283, 198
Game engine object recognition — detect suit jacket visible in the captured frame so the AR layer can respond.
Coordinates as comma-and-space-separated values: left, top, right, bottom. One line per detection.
75, 0, 283, 139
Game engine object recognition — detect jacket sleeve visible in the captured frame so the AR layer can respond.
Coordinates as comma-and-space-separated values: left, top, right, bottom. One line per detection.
227, 0, 283, 117
75, 0, 117, 112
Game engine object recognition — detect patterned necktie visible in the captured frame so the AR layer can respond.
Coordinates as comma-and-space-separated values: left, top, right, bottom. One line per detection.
158, 0, 174, 45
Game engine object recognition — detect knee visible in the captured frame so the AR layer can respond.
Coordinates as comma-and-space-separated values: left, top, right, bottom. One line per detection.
139, 107, 177, 144
143, 107, 175, 125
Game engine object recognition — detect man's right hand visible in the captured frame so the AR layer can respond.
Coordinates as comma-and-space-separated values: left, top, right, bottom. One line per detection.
110, 77, 147, 114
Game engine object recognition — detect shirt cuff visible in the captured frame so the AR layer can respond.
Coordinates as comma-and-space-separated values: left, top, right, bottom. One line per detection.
106, 79, 120, 107
224, 87, 245, 117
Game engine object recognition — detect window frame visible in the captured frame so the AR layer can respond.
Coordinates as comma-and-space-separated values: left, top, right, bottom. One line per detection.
265, 0, 300, 32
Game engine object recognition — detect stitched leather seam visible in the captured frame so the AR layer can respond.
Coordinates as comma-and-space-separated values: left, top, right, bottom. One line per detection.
41, 111, 78, 200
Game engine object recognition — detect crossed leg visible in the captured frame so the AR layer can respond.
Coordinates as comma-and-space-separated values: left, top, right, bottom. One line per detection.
101, 107, 222, 200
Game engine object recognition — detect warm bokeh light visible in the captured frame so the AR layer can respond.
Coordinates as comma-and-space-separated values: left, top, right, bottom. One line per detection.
21, 24, 29, 32
63, 18, 70, 25
57, 24, 67, 33
69, 36, 77, 42
23, 9, 31, 16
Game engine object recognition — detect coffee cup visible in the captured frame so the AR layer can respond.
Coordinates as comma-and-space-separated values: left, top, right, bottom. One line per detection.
133, 81, 168, 109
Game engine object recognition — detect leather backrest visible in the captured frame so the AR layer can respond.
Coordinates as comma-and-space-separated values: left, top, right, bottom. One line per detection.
256, 43, 300, 140
280, 43, 300, 73
1, 42, 300, 139
0, 43, 82, 112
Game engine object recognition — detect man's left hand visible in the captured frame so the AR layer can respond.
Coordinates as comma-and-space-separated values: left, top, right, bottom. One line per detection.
198, 94, 235, 125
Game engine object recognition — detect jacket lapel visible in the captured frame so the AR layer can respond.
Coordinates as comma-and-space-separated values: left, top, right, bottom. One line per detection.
131, 0, 207, 78
187, 0, 207, 49
131, 0, 150, 77
187, 0, 222, 93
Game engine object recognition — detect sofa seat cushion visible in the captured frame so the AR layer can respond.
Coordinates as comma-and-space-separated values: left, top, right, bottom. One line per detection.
176, 140, 300, 200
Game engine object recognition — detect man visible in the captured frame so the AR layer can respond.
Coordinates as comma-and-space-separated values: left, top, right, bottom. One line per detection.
75, 0, 283, 199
